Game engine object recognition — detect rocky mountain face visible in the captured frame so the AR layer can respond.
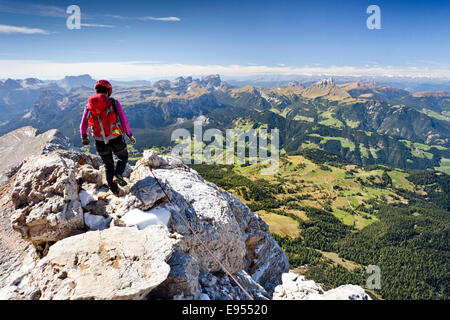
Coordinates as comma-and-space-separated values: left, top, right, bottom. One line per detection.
300, 78, 352, 100
0, 75, 229, 138
0, 126, 73, 184
57, 75, 96, 91
0, 78, 63, 122
0, 128, 368, 300
338, 81, 410, 101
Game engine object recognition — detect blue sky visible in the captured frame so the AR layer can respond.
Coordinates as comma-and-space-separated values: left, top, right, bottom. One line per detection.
0, 0, 450, 79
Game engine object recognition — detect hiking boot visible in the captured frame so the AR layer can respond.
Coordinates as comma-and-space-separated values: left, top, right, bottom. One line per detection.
110, 185, 121, 196
113, 174, 128, 187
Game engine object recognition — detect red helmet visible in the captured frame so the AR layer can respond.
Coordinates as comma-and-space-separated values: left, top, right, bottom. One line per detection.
95, 80, 112, 95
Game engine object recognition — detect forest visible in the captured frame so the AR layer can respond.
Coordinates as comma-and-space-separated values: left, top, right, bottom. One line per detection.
191, 152, 450, 300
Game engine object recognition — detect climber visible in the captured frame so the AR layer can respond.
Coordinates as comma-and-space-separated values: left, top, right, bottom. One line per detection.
79, 79, 136, 196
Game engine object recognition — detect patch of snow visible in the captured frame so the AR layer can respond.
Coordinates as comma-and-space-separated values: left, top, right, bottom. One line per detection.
83, 212, 112, 231
79, 190, 97, 208
121, 204, 172, 230
22, 111, 32, 119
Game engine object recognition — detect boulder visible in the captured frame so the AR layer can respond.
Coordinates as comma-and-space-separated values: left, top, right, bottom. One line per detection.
321, 285, 371, 300
77, 166, 103, 188
138, 149, 167, 168
146, 167, 248, 275
148, 252, 201, 300
129, 176, 166, 211
30, 226, 177, 300
10, 152, 84, 252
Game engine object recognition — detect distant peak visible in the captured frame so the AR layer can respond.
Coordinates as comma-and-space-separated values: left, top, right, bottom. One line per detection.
24, 78, 41, 83
412, 91, 450, 97
286, 81, 302, 87
63, 74, 94, 80
201, 74, 222, 87
313, 78, 335, 88
202, 74, 221, 81
58, 74, 96, 90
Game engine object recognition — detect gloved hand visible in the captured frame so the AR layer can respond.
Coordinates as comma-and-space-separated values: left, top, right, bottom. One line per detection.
128, 136, 136, 144
82, 139, 90, 146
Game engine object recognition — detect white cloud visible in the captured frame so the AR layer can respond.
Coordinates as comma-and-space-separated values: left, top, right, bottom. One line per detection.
139, 16, 181, 22
0, 2, 65, 18
107, 14, 181, 22
105, 14, 128, 20
0, 24, 49, 34
1, 59, 450, 80
81, 23, 115, 28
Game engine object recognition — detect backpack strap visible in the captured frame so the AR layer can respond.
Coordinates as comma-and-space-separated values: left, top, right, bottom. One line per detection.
110, 98, 118, 116
109, 98, 123, 137
86, 106, 94, 138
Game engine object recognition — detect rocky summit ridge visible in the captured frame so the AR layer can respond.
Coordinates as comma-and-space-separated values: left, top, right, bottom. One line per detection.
0, 127, 370, 300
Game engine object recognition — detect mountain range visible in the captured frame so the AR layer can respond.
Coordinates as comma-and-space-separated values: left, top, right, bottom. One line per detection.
0, 74, 449, 173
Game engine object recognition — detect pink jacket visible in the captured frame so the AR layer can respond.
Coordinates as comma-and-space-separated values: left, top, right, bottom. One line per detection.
80, 99, 132, 140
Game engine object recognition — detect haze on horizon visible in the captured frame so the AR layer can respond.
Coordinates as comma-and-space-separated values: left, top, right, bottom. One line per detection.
0, 0, 449, 80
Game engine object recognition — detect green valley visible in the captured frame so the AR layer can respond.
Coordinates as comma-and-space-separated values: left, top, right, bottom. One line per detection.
190, 149, 450, 300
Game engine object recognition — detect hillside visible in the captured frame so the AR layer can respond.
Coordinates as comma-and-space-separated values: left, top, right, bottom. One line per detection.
191, 149, 450, 300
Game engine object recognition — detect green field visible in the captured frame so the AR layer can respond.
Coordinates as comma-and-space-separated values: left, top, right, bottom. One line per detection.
436, 157, 450, 175
191, 147, 449, 300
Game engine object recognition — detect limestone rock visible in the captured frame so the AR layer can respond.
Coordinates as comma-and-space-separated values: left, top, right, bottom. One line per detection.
273, 271, 371, 300
30, 226, 177, 300
83, 199, 109, 216
150, 167, 248, 275
130, 151, 289, 293
225, 191, 289, 294
199, 271, 269, 300
0, 127, 73, 185
10, 152, 84, 251
0, 245, 40, 300
138, 149, 167, 168
148, 252, 201, 299
129, 176, 166, 210
3, 140, 294, 300
77, 166, 103, 188
321, 284, 371, 300
133, 149, 185, 172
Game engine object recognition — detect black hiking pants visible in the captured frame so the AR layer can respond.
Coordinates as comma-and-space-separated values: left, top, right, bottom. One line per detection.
95, 135, 128, 191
